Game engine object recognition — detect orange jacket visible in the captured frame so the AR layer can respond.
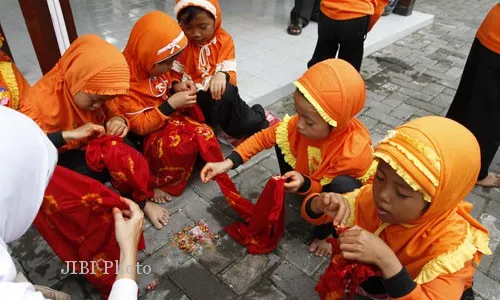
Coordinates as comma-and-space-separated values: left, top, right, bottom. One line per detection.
476, 3, 500, 54
321, 0, 388, 31
0, 50, 29, 110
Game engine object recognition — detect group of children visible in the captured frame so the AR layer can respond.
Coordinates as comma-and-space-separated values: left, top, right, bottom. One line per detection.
0, 0, 498, 299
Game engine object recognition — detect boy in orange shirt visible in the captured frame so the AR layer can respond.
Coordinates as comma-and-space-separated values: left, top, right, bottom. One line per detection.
171, 0, 275, 145
446, 3, 500, 188
308, 0, 387, 71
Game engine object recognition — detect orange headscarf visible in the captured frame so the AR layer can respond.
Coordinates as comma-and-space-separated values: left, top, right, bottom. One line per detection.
19, 34, 129, 136
277, 59, 373, 188
113, 11, 187, 119
354, 116, 491, 284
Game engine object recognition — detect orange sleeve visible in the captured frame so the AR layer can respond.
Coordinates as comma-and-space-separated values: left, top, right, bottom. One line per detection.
300, 193, 334, 225
127, 107, 169, 136
234, 122, 279, 162
369, 0, 388, 31
296, 177, 323, 196
391, 262, 475, 300
216, 33, 237, 86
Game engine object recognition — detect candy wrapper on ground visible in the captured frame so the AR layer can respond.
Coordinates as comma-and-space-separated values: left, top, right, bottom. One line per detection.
315, 228, 381, 300
86, 135, 153, 201
171, 220, 221, 254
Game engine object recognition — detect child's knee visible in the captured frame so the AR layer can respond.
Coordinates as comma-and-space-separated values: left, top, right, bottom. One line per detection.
322, 175, 361, 194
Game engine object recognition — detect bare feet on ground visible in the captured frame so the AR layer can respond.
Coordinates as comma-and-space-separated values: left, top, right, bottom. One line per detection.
143, 201, 169, 229
308, 234, 333, 257
476, 172, 500, 188
150, 188, 172, 204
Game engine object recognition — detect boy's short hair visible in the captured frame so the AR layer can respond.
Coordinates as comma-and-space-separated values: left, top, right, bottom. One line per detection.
177, 6, 215, 24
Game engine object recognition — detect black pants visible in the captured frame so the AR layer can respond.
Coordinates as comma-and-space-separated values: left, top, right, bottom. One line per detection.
290, 0, 320, 27
197, 83, 269, 138
275, 146, 361, 239
446, 38, 500, 180
308, 12, 370, 71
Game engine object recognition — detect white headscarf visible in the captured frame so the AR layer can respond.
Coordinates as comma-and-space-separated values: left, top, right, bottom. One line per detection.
0, 106, 57, 299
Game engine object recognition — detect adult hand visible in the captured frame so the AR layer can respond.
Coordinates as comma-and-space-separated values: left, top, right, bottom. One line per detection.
200, 159, 233, 183
106, 116, 128, 138
113, 197, 144, 251
209, 72, 227, 100
282, 171, 305, 192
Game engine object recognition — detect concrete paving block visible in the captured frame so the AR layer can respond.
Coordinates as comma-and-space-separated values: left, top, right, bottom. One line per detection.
139, 277, 188, 300
171, 259, 237, 300
277, 236, 326, 276
220, 253, 280, 294
182, 198, 234, 234
473, 271, 500, 300
8, 226, 57, 270
260, 155, 281, 175
405, 97, 444, 115
143, 211, 192, 255
163, 188, 200, 215
465, 192, 487, 219
478, 213, 500, 274
241, 280, 287, 300
51, 275, 88, 300
195, 234, 246, 274
270, 260, 318, 300
472, 186, 500, 203
28, 256, 69, 288
232, 165, 274, 202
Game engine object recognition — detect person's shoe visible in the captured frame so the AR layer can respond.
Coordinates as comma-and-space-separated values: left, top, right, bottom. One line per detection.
383, 0, 399, 16
217, 130, 247, 148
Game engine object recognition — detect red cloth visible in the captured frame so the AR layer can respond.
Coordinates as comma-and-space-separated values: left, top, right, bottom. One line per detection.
34, 166, 146, 298
315, 228, 381, 300
86, 136, 153, 201
224, 176, 285, 254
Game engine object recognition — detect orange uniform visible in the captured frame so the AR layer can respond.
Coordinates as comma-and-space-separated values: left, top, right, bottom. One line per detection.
229, 59, 374, 195
19, 35, 130, 151
110, 11, 188, 136
476, 3, 500, 54
321, 0, 388, 30
302, 116, 491, 300
0, 50, 29, 110
171, 0, 237, 91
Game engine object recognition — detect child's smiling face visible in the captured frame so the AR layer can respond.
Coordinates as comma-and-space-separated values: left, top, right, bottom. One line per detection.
372, 160, 428, 224
293, 89, 331, 140
179, 9, 215, 45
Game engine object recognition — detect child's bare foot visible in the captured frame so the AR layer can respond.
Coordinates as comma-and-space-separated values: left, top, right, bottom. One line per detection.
308, 234, 333, 257
143, 201, 169, 229
151, 188, 172, 204
476, 173, 500, 188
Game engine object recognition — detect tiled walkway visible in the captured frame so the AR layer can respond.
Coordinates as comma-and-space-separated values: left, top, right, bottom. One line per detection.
2, 0, 500, 299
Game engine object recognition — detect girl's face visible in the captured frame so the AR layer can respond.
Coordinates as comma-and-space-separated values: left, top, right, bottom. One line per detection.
373, 160, 428, 224
74, 93, 114, 111
180, 10, 215, 45
150, 54, 180, 77
293, 89, 331, 140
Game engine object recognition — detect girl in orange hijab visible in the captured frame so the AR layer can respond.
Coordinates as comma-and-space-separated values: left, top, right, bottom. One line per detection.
201, 59, 374, 257
19, 34, 169, 230
303, 116, 491, 299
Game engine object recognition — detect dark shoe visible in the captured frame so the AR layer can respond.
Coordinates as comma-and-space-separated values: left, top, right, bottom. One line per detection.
287, 18, 305, 35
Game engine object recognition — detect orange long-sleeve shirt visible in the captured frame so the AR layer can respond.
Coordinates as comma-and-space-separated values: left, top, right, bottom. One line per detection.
321, 0, 388, 30
476, 3, 500, 55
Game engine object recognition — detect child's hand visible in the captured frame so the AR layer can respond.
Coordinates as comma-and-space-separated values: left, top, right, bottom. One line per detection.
282, 171, 305, 192
339, 226, 402, 278
167, 91, 197, 109
63, 122, 105, 141
200, 159, 234, 183
310, 193, 350, 227
106, 116, 128, 137
174, 81, 196, 94
210, 72, 227, 100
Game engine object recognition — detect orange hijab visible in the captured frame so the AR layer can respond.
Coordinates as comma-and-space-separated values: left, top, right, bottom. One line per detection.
277, 59, 373, 185
353, 116, 491, 284
115, 11, 187, 115
20, 34, 129, 135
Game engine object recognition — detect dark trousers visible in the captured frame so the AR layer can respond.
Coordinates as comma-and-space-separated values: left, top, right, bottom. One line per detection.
275, 146, 361, 239
290, 0, 321, 27
197, 83, 268, 138
308, 12, 370, 71
446, 38, 500, 180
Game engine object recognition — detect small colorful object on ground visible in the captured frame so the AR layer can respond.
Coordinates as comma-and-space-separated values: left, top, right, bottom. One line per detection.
315, 227, 381, 300
171, 220, 221, 254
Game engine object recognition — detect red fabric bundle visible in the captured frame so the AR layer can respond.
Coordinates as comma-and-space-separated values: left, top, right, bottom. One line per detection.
223, 176, 286, 254
86, 135, 153, 201
34, 166, 146, 298
315, 228, 381, 300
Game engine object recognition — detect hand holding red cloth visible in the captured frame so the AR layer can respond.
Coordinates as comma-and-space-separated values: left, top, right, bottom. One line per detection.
315, 228, 381, 300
